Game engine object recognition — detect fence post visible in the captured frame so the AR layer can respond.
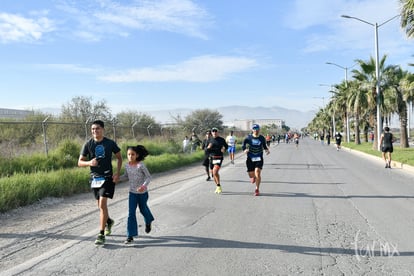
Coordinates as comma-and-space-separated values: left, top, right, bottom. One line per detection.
112, 118, 117, 141
147, 123, 152, 138
84, 117, 89, 140
42, 116, 50, 156
132, 121, 137, 139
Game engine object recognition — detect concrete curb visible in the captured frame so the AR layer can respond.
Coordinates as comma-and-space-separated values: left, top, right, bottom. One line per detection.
341, 145, 414, 175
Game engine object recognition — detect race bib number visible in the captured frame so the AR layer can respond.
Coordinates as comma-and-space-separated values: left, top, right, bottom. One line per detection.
251, 157, 261, 162
212, 159, 221, 164
91, 177, 105, 188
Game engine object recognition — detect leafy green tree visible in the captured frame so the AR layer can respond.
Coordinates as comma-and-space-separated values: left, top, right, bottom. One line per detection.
59, 96, 113, 139
115, 111, 159, 139
173, 109, 224, 134
60, 96, 113, 123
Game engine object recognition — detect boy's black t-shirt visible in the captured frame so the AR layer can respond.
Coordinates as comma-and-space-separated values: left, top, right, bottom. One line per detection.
80, 137, 120, 178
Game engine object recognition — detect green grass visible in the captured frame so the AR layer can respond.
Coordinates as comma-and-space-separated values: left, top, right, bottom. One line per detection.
342, 142, 414, 166
0, 148, 206, 213
0, 168, 90, 212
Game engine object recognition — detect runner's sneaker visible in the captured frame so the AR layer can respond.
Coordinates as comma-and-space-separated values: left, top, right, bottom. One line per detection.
124, 237, 134, 244
145, 223, 152, 233
95, 234, 105, 245
250, 177, 256, 184
215, 186, 222, 194
105, 218, 114, 236
254, 189, 260, 196
206, 176, 211, 181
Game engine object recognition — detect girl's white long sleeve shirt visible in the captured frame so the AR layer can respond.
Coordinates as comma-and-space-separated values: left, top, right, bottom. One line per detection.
121, 162, 151, 194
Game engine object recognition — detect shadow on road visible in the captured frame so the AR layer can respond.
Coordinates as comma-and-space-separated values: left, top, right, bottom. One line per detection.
100, 235, 413, 257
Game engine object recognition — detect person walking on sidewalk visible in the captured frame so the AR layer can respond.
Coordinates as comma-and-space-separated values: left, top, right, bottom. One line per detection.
206, 127, 228, 194
78, 120, 122, 245
242, 124, 270, 196
379, 126, 394, 168
121, 145, 155, 244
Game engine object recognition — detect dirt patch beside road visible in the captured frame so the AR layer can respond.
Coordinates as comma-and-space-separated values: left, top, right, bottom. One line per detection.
0, 163, 204, 273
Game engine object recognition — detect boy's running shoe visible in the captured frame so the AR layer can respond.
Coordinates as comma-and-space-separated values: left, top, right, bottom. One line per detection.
254, 189, 260, 196
105, 218, 114, 236
215, 186, 222, 194
250, 177, 256, 184
124, 237, 134, 244
95, 234, 105, 245
145, 223, 152, 233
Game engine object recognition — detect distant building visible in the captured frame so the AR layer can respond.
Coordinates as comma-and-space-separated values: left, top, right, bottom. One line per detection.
0, 108, 34, 119
231, 119, 285, 131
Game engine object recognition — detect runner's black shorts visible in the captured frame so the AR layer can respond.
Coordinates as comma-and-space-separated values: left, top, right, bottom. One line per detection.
209, 156, 223, 170
246, 157, 264, 172
381, 145, 393, 153
91, 177, 115, 200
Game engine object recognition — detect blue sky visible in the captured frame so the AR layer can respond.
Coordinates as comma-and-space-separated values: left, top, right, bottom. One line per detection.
0, 0, 412, 117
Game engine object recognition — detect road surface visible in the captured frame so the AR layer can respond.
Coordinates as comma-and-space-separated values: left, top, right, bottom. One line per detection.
1, 138, 414, 275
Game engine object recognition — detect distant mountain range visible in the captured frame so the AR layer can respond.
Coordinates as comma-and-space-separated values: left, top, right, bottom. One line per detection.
38, 105, 315, 129
147, 105, 314, 130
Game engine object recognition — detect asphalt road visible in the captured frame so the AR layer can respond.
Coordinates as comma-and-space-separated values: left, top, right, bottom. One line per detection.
1, 138, 414, 275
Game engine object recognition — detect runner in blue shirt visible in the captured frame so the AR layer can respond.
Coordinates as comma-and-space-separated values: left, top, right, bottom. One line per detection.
242, 124, 270, 196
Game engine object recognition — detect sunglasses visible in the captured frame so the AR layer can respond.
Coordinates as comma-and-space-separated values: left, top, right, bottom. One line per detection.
211, 129, 218, 132
252, 128, 260, 131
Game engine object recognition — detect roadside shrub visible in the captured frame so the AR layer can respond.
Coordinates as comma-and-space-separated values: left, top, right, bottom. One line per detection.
120, 138, 182, 157
146, 151, 204, 173
0, 168, 90, 212
54, 139, 80, 158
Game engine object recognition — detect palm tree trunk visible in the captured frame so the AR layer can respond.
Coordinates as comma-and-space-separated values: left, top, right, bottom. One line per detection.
399, 104, 410, 148
371, 113, 379, 150
354, 112, 361, 144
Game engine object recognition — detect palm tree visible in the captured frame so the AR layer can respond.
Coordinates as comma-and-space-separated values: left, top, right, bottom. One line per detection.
397, 70, 414, 147
351, 55, 396, 149
352, 57, 380, 148
325, 100, 336, 136
381, 66, 410, 147
308, 107, 331, 137
400, 0, 414, 39
400, 71, 414, 137
331, 81, 349, 141
346, 80, 369, 144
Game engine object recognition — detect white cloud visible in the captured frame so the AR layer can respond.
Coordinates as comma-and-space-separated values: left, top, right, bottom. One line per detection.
98, 55, 258, 83
37, 63, 100, 74
0, 12, 55, 43
58, 0, 212, 41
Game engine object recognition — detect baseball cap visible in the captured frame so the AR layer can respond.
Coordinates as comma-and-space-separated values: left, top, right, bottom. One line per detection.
211, 127, 218, 132
252, 124, 260, 130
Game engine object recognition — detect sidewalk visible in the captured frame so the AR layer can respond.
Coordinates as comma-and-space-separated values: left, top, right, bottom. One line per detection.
340, 144, 414, 175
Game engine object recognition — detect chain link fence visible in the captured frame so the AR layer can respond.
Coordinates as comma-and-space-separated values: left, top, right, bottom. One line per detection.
0, 120, 180, 158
